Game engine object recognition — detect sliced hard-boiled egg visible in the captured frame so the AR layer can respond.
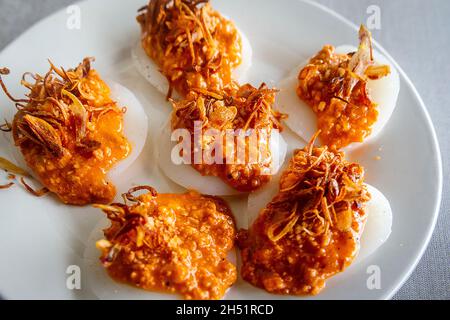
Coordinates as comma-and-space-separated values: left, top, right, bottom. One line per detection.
157, 120, 287, 196
277, 45, 400, 149
83, 217, 178, 300
131, 40, 172, 97
356, 184, 393, 262
83, 208, 238, 300
10, 80, 148, 183
247, 178, 392, 262
131, 27, 252, 97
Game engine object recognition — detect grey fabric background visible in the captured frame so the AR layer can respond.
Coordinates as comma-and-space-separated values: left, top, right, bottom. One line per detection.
0, 0, 448, 300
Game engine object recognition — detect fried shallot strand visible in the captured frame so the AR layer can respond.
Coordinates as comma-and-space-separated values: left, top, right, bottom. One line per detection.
266, 132, 370, 242
19, 177, 49, 197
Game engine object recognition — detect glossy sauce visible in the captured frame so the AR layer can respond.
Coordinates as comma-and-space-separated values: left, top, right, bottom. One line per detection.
238, 146, 369, 295
98, 191, 237, 300
171, 84, 281, 192
138, 1, 242, 96
18, 70, 130, 204
297, 45, 378, 149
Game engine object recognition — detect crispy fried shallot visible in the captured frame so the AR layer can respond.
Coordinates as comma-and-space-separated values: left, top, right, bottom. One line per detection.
95, 185, 237, 299
297, 25, 391, 149
171, 83, 285, 191
137, 0, 243, 97
238, 133, 371, 295
0, 59, 131, 204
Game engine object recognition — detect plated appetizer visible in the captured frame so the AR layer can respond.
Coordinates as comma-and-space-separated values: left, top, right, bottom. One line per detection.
277, 25, 400, 149
0, 58, 148, 204
134, 0, 252, 98
159, 84, 287, 195
0, 0, 403, 299
94, 186, 237, 300
239, 134, 392, 295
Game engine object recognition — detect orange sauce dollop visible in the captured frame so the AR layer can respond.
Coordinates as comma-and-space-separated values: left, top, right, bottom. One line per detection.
297, 45, 378, 149
137, 0, 242, 96
171, 84, 283, 192
18, 70, 130, 204
238, 142, 370, 295
97, 189, 237, 300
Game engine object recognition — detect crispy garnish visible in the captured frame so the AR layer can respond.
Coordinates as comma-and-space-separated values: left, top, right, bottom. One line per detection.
171, 83, 285, 191
237, 133, 370, 295
124, 185, 158, 202
21, 114, 65, 158
0, 119, 12, 132
1, 58, 107, 156
266, 133, 370, 242
0, 157, 31, 192
0, 59, 131, 204
0, 68, 28, 103
0, 182, 14, 189
297, 25, 391, 149
137, 0, 243, 97
172, 83, 282, 130
365, 64, 391, 80
345, 25, 374, 97
19, 177, 49, 197
95, 186, 237, 300
0, 157, 29, 176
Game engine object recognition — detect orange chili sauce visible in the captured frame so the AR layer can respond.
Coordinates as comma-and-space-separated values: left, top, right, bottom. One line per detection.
171, 84, 281, 192
98, 191, 237, 300
297, 45, 378, 149
138, 2, 242, 96
238, 147, 368, 295
19, 70, 130, 205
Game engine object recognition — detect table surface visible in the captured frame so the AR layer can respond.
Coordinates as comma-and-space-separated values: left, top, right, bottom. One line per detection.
0, 0, 448, 300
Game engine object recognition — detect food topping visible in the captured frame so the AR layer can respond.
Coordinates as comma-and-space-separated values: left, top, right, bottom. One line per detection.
137, 0, 243, 97
171, 84, 284, 192
297, 25, 390, 149
238, 133, 371, 295
0, 58, 131, 204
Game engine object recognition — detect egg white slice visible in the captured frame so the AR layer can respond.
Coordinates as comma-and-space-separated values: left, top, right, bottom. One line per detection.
232, 28, 253, 83
277, 45, 400, 149
10, 80, 148, 183
247, 180, 392, 262
132, 27, 252, 97
356, 184, 393, 262
157, 120, 287, 196
83, 215, 238, 299
107, 80, 148, 179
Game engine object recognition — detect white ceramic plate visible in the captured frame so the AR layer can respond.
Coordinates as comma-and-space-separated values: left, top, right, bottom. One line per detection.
0, 0, 442, 300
